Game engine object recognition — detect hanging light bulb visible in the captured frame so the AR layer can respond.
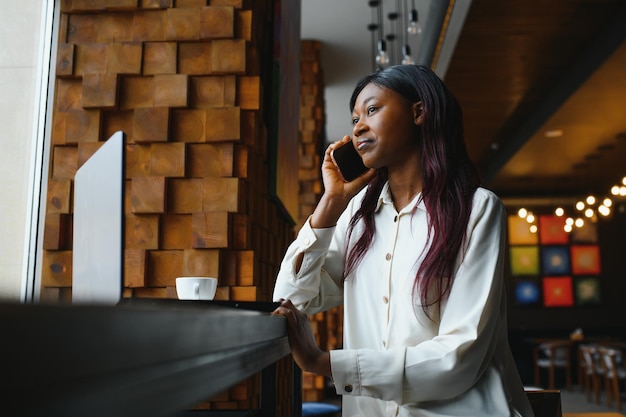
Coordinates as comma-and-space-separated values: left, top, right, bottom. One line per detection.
401, 44, 414, 64
376, 39, 390, 66
598, 204, 611, 217
518, 208, 528, 218
407, 1, 421, 35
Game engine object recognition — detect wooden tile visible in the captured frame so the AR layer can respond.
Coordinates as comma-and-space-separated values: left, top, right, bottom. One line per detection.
67, 14, 99, 43
189, 76, 225, 108
224, 75, 236, 106
150, 142, 185, 177
64, 109, 101, 144
237, 76, 260, 110
171, 109, 206, 143
140, 0, 173, 8
202, 177, 243, 212
236, 10, 252, 41
103, 0, 140, 10
210, 39, 246, 74
177, 0, 207, 6
154, 74, 189, 107
124, 249, 147, 288
107, 42, 143, 74
125, 213, 159, 249
192, 211, 229, 248
168, 178, 203, 213
75, 43, 108, 76
187, 143, 234, 177
147, 250, 184, 287
132, 10, 167, 42
130, 176, 166, 213
70, 0, 107, 11
56, 79, 83, 111
205, 106, 240, 141
120, 76, 154, 109
161, 214, 193, 249
199, 6, 234, 39
52, 145, 78, 180
143, 41, 177, 75
179, 43, 212, 75
183, 249, 220, 279
46, 178, 72, 214
56, 43, 75, 77
133, 107, 170, 143
51, 111, 67, 145
230, 285, 257, 301
97, 13, 134, 43
125, 143, 152, 177
166, 8, 200, 41
43, 213, 72, 250
42, 250, 72, 287
82, 73, 118, 108
209, 0, 243, 7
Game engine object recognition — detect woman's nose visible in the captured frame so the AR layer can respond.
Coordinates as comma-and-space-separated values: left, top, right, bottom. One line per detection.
353, 119, 366, 137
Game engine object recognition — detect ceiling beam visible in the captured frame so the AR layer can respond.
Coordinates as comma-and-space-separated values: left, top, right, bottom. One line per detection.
481, 3, 626, 182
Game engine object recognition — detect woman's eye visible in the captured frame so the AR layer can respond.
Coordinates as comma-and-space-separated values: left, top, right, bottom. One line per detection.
367, 106, 377, 115
352, 117, 359, 125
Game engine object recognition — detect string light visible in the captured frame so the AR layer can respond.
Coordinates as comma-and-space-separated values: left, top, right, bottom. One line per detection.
368, 0, 418, 69
516, 174, 626, 233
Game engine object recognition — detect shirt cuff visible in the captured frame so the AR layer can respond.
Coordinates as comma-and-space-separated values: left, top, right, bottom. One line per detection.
330, 349, 361, 396
296, 216, 335, 252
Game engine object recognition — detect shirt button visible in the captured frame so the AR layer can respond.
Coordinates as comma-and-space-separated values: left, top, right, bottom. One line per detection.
382, 340, 387, 348
344, 384, 353, 393
303, 238, 310, 245
394, 215, 398, 222
383, 296, 389, 304
385, 253, 392, 261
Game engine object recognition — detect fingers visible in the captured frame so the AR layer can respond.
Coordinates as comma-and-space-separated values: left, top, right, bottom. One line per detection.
271, 298, 295, 316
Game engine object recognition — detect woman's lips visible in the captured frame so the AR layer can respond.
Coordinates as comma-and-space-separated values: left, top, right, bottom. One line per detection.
356, 139, 372, 151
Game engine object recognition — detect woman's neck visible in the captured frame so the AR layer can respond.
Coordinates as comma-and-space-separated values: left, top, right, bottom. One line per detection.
387, 171, 423, 212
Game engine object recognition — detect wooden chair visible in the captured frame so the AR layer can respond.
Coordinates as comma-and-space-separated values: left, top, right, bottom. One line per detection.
534, 341, 573, 390
526, 389, 562, 417
598, 346, 626, 411
579, 344, 605, 404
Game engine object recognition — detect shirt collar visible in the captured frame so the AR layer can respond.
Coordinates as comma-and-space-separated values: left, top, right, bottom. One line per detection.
375, 182, 426, 214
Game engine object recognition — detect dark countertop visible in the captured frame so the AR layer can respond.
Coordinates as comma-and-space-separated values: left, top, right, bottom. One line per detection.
0, 299, 289, 417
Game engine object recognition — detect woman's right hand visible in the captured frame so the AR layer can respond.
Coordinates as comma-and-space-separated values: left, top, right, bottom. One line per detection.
324, 136, 375, 199
311, 136, 376, 228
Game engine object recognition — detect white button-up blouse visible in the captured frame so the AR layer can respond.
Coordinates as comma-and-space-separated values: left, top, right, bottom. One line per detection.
273, 184, 534, 417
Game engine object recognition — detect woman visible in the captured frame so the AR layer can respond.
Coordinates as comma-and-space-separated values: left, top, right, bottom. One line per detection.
273, 65, 533, 416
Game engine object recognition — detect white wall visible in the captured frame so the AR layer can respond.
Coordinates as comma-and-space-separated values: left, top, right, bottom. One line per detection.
0, 1, 47, 300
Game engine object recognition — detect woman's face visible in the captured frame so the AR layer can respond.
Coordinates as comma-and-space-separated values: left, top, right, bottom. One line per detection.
351, 83, 422, 170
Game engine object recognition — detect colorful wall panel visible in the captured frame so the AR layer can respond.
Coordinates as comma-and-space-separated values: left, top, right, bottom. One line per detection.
508, 214, 602, 308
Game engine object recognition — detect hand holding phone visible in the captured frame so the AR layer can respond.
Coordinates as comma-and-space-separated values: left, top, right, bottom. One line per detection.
330, 140, 368, 182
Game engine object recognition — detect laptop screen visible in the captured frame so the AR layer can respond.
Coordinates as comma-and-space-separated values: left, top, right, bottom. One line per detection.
72, 131, 124, 305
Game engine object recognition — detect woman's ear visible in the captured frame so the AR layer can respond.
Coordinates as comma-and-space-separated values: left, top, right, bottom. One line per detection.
413, 101, 424, 125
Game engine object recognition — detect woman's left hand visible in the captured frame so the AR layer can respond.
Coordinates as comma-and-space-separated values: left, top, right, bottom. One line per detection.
272, 299, 331, 377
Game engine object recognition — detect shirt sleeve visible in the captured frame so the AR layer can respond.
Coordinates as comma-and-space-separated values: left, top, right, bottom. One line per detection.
330, 190, 509, 404
272, 195, 362, 314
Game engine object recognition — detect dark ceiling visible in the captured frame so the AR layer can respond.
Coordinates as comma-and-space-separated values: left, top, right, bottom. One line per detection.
442, 0, 626, 199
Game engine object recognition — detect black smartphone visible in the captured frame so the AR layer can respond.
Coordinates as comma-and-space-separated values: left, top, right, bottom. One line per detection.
331, 140, 368, 182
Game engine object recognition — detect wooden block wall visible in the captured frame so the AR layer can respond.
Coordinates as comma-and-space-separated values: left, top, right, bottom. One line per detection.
297, 41, 325, 230
297, 40, 346, 403
42, 1, 297, 414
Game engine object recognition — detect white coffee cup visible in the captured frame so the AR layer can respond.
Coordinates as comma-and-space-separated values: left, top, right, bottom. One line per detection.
175, 277, 218, 300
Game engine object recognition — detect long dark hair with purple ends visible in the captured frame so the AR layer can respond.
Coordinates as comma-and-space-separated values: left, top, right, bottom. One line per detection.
343, 64, 481, 318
